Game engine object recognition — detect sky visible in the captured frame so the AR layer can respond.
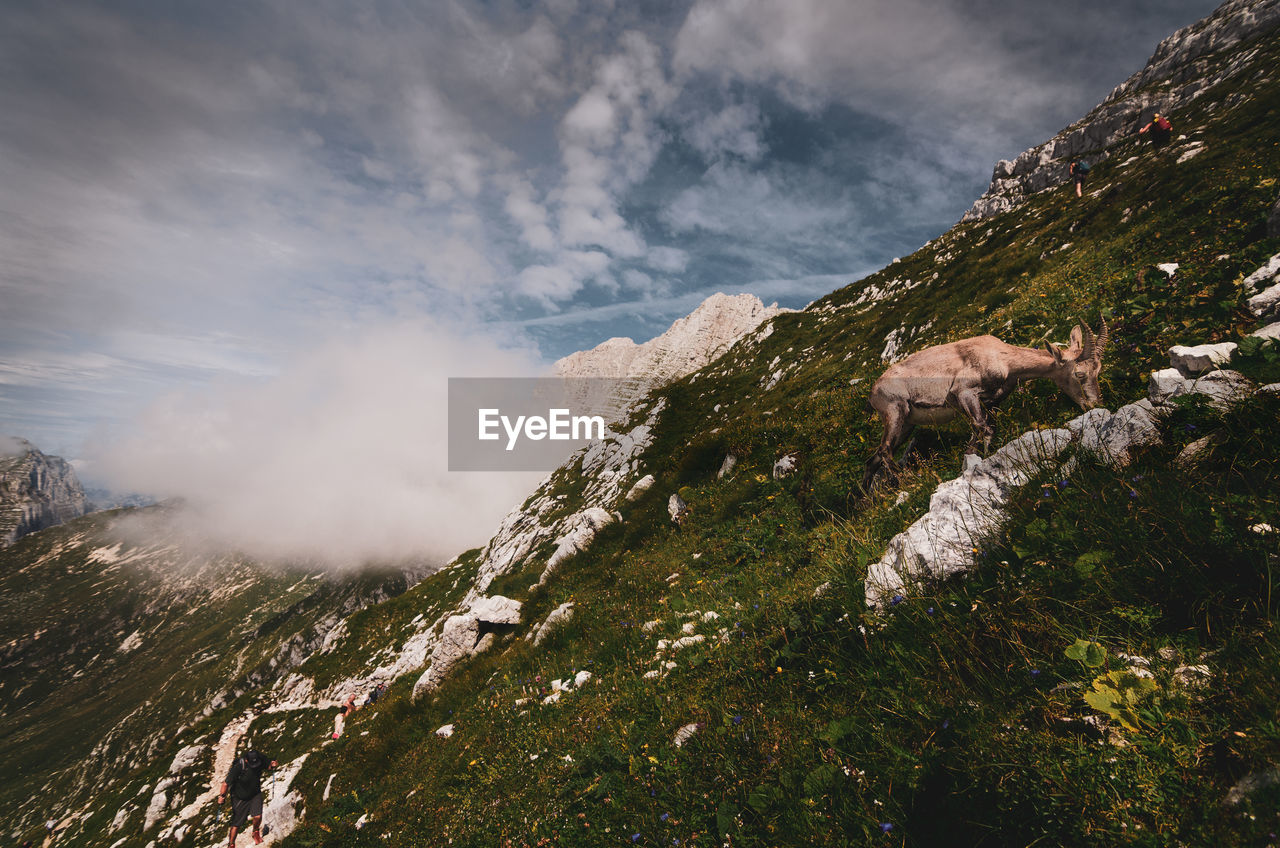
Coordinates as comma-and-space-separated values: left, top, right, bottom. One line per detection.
0, 0, 1221, 566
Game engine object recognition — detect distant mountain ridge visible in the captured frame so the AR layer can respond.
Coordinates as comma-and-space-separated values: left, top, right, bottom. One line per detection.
0, 436, 88, 546
552, 292, 788, 421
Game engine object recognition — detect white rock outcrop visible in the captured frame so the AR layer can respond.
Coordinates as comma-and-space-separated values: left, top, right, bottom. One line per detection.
866, 364, 1257, 607
1250, 321, 1280, 341
625, 474, 656, 501
538, 508, 616, 585
1168, 342, 1236, 375
412, 615, 481, 702
468, 595, 522, 626
532, 602, 576, 647
553, 293, 788, 422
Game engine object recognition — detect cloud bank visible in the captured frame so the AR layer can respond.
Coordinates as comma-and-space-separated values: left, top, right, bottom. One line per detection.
88, 322, 546, 569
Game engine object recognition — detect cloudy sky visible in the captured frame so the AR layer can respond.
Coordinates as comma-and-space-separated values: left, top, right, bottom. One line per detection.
0, 0, 1220, 564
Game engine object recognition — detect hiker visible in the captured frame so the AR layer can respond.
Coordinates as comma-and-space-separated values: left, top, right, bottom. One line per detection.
1069, 159, 1090, 197
332, 705, 348, 739
1139, 112, 1172, 149
218, 749, 277, 847
364, 681, 387, 707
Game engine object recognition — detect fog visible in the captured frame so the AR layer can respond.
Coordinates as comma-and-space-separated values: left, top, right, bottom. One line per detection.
86, 321, 548, 571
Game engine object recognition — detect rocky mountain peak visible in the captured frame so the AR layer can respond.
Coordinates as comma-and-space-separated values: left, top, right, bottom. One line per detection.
0, 436, 89, 546
552, 292, 788, 421
963, 0, 1280, 221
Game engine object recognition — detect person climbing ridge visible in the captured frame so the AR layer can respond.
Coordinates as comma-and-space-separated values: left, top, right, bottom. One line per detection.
364, 681, 387, 707
1069, 159, 1090, 197
218, 749, 277, 847
1139, 112, 1173, 149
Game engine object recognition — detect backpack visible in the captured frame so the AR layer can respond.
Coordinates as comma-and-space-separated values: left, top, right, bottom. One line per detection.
1076, 160, 1091, 174
1155, 116, 1172, 131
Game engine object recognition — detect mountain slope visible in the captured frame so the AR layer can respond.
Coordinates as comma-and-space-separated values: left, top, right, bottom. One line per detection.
12, 1, 1280, 846
267, 4, 1279, 845
0, 510, 421, 845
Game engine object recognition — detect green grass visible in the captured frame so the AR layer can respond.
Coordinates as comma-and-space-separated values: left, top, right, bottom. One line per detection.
8, 21, 1280, 848
276, 27, 1280, 848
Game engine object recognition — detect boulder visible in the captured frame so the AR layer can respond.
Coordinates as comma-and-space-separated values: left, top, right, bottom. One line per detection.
469, 595, 522, 626
1068, 401, 1162, 467
625, 474, 656, 501
865, 428, 1073, 606
668, 493, 688, 524
717, 454, 738, 479
539, 508, 616, 584
1249, 321, 1280, 342
412, 615, 480, 702
435, 724, 454, 738
772, 452, 798, 479
1148, 368, 1253, 409
1168, 342, 1236, 376
532, 602, 575, 647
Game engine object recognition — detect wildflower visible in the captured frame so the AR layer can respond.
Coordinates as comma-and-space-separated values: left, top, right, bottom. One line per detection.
1129, 489, 1138, 499
632, 834, 641, 843
890, 595, 904, 606
732, 715, 743, 725
1030, 669, 1041, 678
880, 822, 894, 833
1058, 480, 1068, 489
660, 813, 670, 822
926, 607, 934, 615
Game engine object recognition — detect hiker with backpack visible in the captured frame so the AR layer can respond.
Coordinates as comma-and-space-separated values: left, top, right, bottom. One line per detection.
1139, 112, 1173, 149
1069, 159, 1091, 197
364, 681, 387, 707
218, 749, 277, 847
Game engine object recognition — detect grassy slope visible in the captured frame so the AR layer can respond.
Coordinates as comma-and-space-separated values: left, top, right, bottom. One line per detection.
267, 31, 1280, 848
0, 509, 412, 845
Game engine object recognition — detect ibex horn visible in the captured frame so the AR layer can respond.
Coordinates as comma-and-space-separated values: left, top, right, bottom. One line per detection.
1078, 320, 1095, 362
1095, 315, 1109, 362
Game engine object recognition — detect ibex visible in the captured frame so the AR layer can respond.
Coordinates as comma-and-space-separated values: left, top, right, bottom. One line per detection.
863, 318, 1108, 487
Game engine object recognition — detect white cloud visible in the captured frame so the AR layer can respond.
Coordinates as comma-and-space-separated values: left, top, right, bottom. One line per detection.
681, 100, 768, 162
90, 321, 546, 569
661, 161, 852, 239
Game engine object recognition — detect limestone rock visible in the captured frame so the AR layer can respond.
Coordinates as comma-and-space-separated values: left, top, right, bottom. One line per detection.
1225, 768, 1280, 806
1168, 342, 1236, 375
625, 474, 656, 501
1068, 401, 1163, 467
1245, 253, 1280, 292
468, 595, 523, 626
435, 724, 454, 738
412, 615, 480, 702
717, 454, 738, 479
673, 722, 703, 748
772, 453, 798, 480
1148, 368, 1254, 409
553, 293, 788, 422
1250, 321, 1280, 342
539, 508, 616, 585
668, 492, 689, 524
865, 428, 1072, 606
532, 601, 575, 647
